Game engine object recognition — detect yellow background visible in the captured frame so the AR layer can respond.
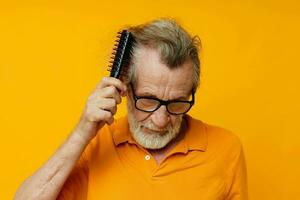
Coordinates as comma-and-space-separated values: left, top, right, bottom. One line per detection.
1, 0, 299, 199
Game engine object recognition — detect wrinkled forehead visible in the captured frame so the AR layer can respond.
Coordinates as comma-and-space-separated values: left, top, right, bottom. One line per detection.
133, 47, 194, 97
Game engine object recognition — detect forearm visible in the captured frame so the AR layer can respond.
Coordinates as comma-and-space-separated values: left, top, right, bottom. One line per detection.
14, 77, 125, 200
14, 129, 91, 200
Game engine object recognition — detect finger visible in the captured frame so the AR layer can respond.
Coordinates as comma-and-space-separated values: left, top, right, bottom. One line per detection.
94, 98, 117, 113
94, 109, 114, 125
96, 77, 127, 93
94, 86, 122, 104
84, 108, 112, 123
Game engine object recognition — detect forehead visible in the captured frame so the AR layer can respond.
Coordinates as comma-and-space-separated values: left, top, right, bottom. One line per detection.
133, 47, 194, 98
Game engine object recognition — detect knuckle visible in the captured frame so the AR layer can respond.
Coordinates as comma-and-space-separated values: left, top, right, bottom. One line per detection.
108, 85, 117, 94
98, 77, 108, 87
110, 98, 117, 106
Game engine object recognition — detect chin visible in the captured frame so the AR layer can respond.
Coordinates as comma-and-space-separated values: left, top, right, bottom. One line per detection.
128, 115, 182, 150
133, 129, 174, 149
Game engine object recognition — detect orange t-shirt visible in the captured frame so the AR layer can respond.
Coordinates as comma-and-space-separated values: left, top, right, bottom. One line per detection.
57, 115, 247, 200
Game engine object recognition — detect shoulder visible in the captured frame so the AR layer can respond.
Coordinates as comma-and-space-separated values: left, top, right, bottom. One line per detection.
186, 115, 243, 155
205, 122, 242, 148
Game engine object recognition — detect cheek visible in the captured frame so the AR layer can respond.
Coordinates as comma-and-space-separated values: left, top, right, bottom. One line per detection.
134, 109, 151, 122
170, 115, 181, 127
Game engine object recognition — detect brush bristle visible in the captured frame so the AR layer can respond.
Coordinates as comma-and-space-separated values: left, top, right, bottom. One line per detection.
108, 30, 135, 79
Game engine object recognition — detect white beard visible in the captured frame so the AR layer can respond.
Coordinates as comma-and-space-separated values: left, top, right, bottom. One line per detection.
127, 102, 183, 150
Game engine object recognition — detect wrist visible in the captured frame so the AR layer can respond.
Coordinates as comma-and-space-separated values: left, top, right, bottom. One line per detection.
73, 117, 103, 143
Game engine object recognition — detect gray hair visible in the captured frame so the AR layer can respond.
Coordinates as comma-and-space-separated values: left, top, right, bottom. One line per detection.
126, 18, 201, 91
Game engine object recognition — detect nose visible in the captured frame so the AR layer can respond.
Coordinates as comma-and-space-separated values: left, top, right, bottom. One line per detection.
150, 105, 170, 129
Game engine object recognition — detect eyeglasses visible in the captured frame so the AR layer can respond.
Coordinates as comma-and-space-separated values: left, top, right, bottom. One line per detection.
130, 83, 195, 115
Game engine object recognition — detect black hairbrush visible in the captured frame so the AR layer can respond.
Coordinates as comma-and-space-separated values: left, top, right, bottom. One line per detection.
108, 30, 135, 80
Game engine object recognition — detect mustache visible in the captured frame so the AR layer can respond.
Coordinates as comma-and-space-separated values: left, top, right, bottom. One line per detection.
141, 121, 171, 132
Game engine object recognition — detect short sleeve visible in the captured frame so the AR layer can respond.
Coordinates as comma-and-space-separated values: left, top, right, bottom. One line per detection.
225, 143, 248, 200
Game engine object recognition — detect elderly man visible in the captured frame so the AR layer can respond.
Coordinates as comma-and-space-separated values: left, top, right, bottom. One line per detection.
15, 19, 247, 200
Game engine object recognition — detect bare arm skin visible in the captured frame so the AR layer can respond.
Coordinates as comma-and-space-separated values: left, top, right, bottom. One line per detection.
14, 77, 127, 200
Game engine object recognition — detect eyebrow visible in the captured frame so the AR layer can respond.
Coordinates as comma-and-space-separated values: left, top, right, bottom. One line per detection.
136, 92, 189, 101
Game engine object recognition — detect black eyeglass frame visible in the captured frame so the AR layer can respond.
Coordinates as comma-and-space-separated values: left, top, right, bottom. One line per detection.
129, 83, 195, 115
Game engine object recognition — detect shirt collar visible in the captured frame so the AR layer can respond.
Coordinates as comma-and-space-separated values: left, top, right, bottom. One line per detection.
111, 115, 207, 152
112, 116, 136, 146
183, 115, 207, 152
